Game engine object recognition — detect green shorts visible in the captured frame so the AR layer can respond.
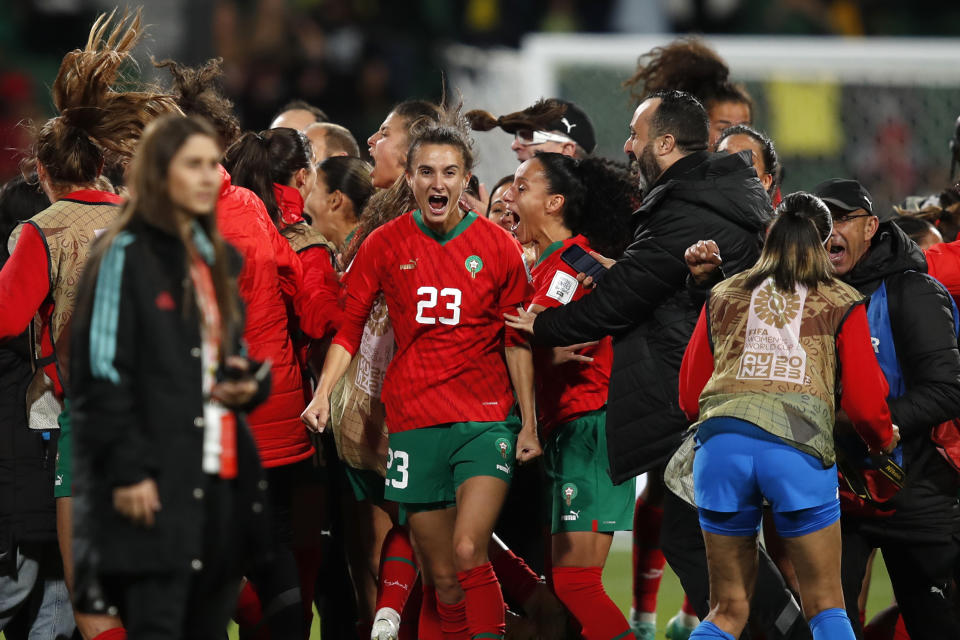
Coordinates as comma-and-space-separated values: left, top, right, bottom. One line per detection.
384, 416, 521, 509
343, 464, 386, 503
545, 410, 635, 533
55, 401, 71, 499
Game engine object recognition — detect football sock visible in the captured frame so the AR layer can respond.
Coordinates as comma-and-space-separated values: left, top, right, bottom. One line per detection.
418, 585, 443, 640
376, 526, 419, 614
436, 596, 469, 640
552, 566, 631, 640
632, 497, 666, 613
489, 545, 541, 606
809, 608, 857, 640
458, 563, 506, 639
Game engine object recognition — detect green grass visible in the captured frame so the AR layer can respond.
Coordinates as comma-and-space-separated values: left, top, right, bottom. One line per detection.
223, 547, 894, 639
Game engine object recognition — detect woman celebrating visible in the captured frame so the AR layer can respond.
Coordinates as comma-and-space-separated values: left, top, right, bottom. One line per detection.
503, 152, 636, 640
303, 122, 539, 640
70, 115, 270, 640
677, 193, 898, 640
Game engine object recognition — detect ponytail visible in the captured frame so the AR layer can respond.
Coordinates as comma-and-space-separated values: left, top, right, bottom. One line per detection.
223, 128, 312, 227
743, 192, 835, 293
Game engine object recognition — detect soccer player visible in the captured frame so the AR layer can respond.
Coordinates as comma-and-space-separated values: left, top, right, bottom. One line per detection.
503, 152, 637, 640
302, 123, 539, 640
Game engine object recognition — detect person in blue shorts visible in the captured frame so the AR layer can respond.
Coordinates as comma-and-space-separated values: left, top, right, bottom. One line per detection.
677, 193, 899, 640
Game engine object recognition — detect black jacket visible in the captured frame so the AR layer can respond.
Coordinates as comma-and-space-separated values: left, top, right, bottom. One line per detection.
841, 222, 960, 539
69, 221, 272, 586
0, 331, 58, 570
533, 151, 771, 483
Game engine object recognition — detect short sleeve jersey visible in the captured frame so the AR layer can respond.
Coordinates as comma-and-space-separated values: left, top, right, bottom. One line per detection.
334, 210, 533, 433
530, 235, 612, 437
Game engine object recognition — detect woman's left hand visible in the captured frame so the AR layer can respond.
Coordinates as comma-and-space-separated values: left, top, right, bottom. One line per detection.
211, 355, 260, 408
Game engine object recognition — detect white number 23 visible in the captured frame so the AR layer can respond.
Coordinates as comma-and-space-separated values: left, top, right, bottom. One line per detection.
415, 286, 461, 325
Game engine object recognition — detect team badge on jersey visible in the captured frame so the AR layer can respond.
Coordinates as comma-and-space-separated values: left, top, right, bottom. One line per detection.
495, 437, 511, 459
465, 255, 483, 278
562, 482, 578, 506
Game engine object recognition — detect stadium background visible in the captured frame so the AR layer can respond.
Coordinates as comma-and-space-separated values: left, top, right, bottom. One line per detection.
1, 0, 953, 636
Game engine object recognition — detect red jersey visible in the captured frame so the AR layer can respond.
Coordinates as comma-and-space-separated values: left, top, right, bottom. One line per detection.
333, 210, 533, 432
530, 235, 612, 437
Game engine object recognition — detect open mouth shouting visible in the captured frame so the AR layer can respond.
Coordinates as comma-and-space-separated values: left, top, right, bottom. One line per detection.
829, 242, 845, 268
427, 194, 449, 217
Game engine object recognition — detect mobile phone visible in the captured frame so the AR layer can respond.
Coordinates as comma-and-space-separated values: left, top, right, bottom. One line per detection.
560, 244, 607, 284
465, 175, 481, 199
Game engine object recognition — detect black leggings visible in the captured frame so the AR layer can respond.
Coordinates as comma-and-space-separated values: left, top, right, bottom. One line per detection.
840, 520, 960, 640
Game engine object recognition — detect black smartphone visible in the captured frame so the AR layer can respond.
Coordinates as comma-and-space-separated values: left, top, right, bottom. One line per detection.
465, 175, 481, 199
560, 244, 607, 284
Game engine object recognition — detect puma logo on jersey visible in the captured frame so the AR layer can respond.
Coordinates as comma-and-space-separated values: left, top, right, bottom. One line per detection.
561, 510, 581, 521
496, 463, 512, 474
560, 117, 577, 133
400, 259, 417, 271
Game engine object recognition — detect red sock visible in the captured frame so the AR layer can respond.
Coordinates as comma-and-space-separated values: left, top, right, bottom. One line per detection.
681, 595, 697, 617
377, 526, 419, 614
632, 497, 666, 613
893, 613, 910, 640
437, 597, 469, 640
553, 566, 631, 640
458, 563, 506, 639
235, 580, 263, 627
490, 546, 541, 605
419, 585, 443, 640
91, 629, 127, 640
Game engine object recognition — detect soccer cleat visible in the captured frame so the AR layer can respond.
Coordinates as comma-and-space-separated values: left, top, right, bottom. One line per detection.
370, 607, 401, 640
629, 608, 657, 640
664, 610, 698, 640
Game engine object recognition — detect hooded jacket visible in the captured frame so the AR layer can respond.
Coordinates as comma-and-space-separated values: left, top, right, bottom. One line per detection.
216, 168, 313, 468
533, 151, 771, 483
840, 222, 960, 538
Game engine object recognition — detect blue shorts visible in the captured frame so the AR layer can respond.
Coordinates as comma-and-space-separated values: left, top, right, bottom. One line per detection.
693, 417, 840, 538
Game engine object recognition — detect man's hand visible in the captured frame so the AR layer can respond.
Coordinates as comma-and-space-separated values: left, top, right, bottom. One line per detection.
516, 425, 542, 464
301, 389, 331, 434
113, 478, 161, 527
504, 306, 539, 336
684, 240, 722, 284
552, 341, 599, 364
575, 250, 615, 289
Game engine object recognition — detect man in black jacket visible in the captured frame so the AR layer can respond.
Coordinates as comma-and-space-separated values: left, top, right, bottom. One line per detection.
814, 179, 960, 639
515, 90, 771, 483
507, 91, 809, 636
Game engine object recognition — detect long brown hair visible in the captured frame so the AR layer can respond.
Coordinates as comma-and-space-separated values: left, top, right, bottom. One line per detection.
30, 9, 180, 189
92, 115, 240, 347
622, 37, 752, 115
339, 100, 442, 267
743, 192, 835, 293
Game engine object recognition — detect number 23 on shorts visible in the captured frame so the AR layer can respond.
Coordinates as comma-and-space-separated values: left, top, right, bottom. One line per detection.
386, 448, 409, 489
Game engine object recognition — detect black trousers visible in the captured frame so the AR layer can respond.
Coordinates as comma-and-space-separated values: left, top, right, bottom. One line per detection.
662, 490, 812, 640
840, 517, 960, 640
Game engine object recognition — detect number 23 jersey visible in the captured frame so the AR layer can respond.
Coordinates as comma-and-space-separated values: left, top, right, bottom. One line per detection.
333, 210, 533, 433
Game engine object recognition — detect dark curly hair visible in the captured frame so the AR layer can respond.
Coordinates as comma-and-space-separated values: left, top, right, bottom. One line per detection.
623, 37, 752, 117
154, 57, 241, 148
534, 152, 639, 259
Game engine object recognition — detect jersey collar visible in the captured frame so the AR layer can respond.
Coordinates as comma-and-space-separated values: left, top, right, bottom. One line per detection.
412, 209, 477, 246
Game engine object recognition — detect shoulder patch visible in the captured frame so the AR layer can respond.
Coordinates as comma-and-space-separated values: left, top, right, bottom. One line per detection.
546, 270, 578, 304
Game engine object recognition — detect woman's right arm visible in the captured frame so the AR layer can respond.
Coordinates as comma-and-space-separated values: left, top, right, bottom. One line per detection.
0, 224, 51, 338
301, 238, 381, 431
837, 304, 896, 453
